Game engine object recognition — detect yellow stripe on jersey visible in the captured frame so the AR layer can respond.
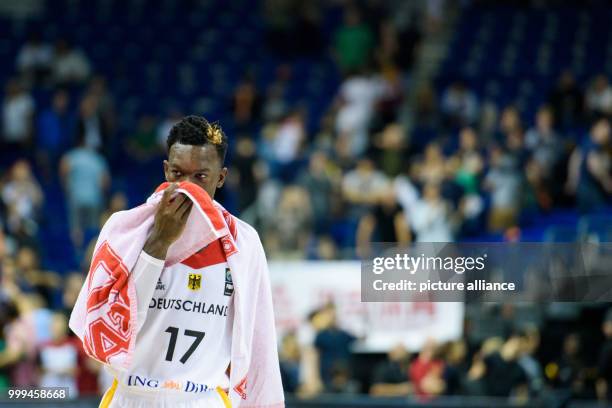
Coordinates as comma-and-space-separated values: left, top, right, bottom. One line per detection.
99, 378, 118, 408
216, 386, 232, 408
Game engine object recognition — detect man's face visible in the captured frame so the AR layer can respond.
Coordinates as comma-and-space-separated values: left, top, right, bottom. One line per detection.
163, 143, 227, 199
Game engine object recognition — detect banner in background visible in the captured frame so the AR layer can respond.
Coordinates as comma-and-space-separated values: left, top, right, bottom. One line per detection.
269, 261, 464, 352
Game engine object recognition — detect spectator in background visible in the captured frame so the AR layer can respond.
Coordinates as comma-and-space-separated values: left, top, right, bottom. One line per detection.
586, 74, 612, 119
525, 106, 562, 180
230, 137, 259, 213
16, 32, 53, 85
548, 70, 584, 130
411, 183, 454, 242
1, 79, 34, 152
505, 126, 529, 170
546, 333, 585, 396
479, 100, 500, 142
86, 76, 116, 138
15, 247, 61, 309
413, 142, 447, 186
279, 332, 302, 393
357, 187, 411, 255
371, 123, 408, 178
409, 339, 446, 398
269, 110, 306, 181
465, 337, 504, 395
36, 89, 74, 176
59, 133, 110, 247
1, 257, 31, 300
267, 185, 312, 256
38, 313, 78, 397
328, 361, 360, 394
1, 160, 43, 242
298, 151, 340, 233
498, 105, 523, 140
51, 39, 91, 86
518, 326, 543, 396
525, 106, 563, 209
576, 118, 612, 213
370, 343, 412, 397
486, 335, 527, 400
76, 94, 108, 152
470, 335, 528, 400
294, 309, 326, 398
441, 81, 479, 129
342, 158, 389, 219
333, 7, 375, 73
449, 127, 484, 195
335, 70, 387, 159
248, 168, 283, 241
313, 305, 357, 389
5, 294, 46, 387
484, 146, 522, 232
499, 107, 528, 166
442, 340, 468, 396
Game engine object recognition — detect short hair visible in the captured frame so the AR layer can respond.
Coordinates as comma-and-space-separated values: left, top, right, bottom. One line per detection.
166, 115, 228, 165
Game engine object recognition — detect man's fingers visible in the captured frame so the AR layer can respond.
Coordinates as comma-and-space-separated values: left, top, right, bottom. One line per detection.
168, 193, 187, 211
161, 183, 178, 205
178, 200, 193, 220
175, 194, 190, 211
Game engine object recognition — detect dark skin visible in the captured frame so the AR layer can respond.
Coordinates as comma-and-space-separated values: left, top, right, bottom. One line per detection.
143, 143, 227, 259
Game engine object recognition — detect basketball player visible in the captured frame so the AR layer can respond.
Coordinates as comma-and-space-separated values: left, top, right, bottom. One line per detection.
97, 116, 282, 407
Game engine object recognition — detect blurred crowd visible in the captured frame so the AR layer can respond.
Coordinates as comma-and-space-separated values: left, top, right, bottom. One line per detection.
0, 0, 611, 403
1, 2, 611, 261
279, 304, 612, 403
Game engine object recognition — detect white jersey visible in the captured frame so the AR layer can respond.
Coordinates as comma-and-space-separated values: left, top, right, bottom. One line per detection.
103, 239, 234, 407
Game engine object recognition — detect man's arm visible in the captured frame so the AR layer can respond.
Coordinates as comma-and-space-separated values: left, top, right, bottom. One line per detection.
131, 251, 165, 332
134, 183, 193, 330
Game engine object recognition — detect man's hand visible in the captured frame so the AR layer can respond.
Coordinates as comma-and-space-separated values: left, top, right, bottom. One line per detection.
143, 183, 193, 259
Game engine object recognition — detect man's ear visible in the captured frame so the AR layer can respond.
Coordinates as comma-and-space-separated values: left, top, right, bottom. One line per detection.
163, 160, 170, 181
217, 167, 228, 189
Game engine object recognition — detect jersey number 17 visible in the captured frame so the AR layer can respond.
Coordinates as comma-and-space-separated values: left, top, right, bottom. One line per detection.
164, 326, 205, 364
